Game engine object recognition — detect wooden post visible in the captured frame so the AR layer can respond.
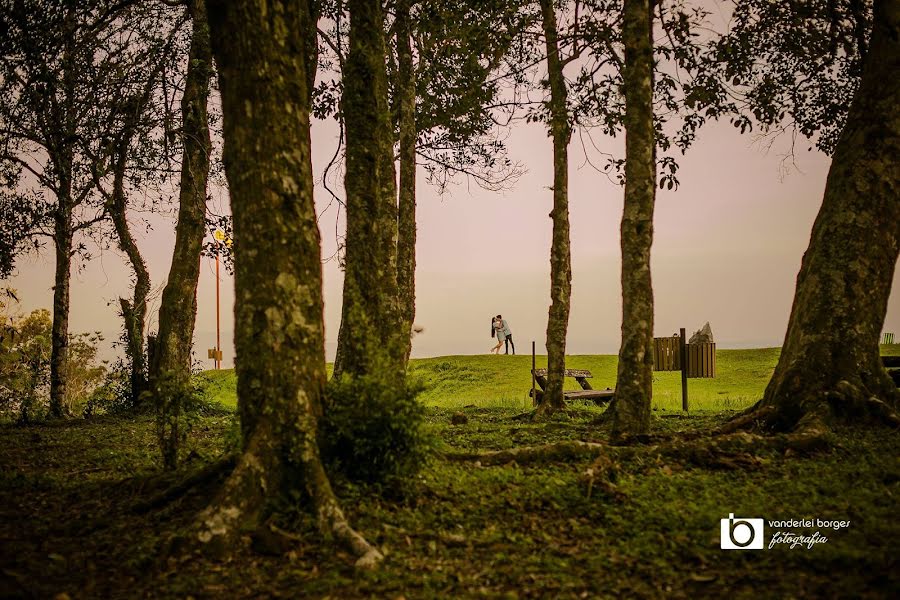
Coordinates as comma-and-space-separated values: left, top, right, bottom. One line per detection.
531, 341, 536, 407
679, 327, 688, 411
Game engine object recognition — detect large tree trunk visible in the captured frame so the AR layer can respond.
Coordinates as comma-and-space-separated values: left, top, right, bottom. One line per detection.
396, 0, 417, 363
49, 187, 73, 418
536, 0, 573, 417
110, 146, 151, 404
609, 0, 655, 438
203, 0, 381, 567
153, 0, 212, 468
728, 0, 900, 434
332, 0, 405, 380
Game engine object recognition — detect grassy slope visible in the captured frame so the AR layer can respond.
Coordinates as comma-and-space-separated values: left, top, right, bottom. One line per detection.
200, 345, 900, 412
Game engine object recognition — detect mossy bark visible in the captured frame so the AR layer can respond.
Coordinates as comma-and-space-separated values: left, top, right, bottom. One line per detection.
332, 0, 405, 381
736, 0, 900, 433
536, 0, 573, 417
396, 0, 417, 363
49, 178, 73, 418
109, 145, 151, 404
610, 0, 655, 438
153, 0, 212, 468
205, 0, 380, 567
49, 28, 77, 419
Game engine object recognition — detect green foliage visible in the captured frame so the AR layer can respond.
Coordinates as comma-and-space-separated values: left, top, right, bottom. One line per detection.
713, 0, 871, 155
84, 360, 133, 417
0, 291, 106, 421
320, 375, 433, 486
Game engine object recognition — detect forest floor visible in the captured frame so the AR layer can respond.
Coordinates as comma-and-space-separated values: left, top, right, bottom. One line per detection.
1, 400, 899, 599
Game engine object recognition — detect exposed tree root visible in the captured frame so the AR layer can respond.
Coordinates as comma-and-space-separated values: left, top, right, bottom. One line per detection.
445, 440, 606, 466
190, 423, 383, 569
132, 455, 237, 514
715, 404, 776, 435
719, 379, 900, 437
444, 426, 832, 471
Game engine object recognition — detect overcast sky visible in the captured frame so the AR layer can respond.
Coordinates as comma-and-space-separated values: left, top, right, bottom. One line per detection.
8, 110, 899, 369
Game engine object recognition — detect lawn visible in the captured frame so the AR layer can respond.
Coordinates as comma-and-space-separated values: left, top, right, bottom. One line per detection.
1, 402, 898, 598
198, 344, 899, 412
5, 345, 895, 598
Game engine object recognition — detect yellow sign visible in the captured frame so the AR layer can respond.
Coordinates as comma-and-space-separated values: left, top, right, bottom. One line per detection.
214, 229, 225, 241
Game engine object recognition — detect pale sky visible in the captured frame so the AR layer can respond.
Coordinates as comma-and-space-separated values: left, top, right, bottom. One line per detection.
7, 109, 899, 369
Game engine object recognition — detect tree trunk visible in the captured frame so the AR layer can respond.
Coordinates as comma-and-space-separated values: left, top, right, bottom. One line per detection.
204, 0, 381, 567
609, 0, 655, 438
153, 0, 212, 468
396, 0, 417, 363
536, 0, 573, 417
110, 146, 151, 404
732, 0, 900, 433
333, 0, 405, 380
49, 6, 79, 419
49, 190, 73, 418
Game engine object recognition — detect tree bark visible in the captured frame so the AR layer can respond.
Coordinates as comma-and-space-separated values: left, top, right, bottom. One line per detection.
396, 0, 417, 363
536, 0, 573, 417
609, 0, 655, 438
109, 145, 151, 404
153, 0, 212, 468
204, 0, 381, 567
49, 180, 73, 418
49, 14, 77, 419
734, 0, 900, 433
332, 0, 405, 380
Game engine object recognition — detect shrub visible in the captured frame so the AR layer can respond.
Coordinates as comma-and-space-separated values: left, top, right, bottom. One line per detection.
1, 293, 105, 421
83, 360, 132, 417
320, 374, 432, 486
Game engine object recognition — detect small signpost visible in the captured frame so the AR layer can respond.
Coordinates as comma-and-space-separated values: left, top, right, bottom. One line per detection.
212, 229, 226, 369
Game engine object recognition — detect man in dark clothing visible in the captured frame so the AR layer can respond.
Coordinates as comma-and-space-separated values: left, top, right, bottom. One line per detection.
497, 314, 515, 355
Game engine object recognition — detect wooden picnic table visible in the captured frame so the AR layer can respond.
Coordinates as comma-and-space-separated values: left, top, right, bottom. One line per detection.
530, 368, 615, 405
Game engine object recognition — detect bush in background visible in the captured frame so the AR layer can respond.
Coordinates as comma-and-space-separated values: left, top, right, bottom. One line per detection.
1, 290, 106, 422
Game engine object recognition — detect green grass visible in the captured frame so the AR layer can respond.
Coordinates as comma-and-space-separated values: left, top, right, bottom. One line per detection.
2, 346, 898, 598
199, 344, 900, 412
2, 406, 898, 598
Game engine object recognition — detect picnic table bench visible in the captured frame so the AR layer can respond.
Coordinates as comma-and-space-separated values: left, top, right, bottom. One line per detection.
529, 368, 615, 405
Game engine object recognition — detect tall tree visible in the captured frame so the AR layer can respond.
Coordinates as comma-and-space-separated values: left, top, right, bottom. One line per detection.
332, 0, 406, 380
203, 0, 381, 566
0, 1, 148, 416
609, 0, 655, 438
324, 0, 526, 370
724, 0, 900, 434
535, 0, 574, 416
153, 0, 213, 469
92, 19, 180, 406
395, 0, 417, 362
105, 127, 153, 405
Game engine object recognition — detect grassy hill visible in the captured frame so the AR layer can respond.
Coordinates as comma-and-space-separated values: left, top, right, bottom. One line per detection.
198, 344, 900, 412
190, 346, 863, 413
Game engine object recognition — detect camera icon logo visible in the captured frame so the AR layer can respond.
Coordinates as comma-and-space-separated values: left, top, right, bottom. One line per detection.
720, 513, 764, 550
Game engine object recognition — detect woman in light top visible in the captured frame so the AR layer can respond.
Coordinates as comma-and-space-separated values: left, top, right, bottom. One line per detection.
490, 316, 505, 354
